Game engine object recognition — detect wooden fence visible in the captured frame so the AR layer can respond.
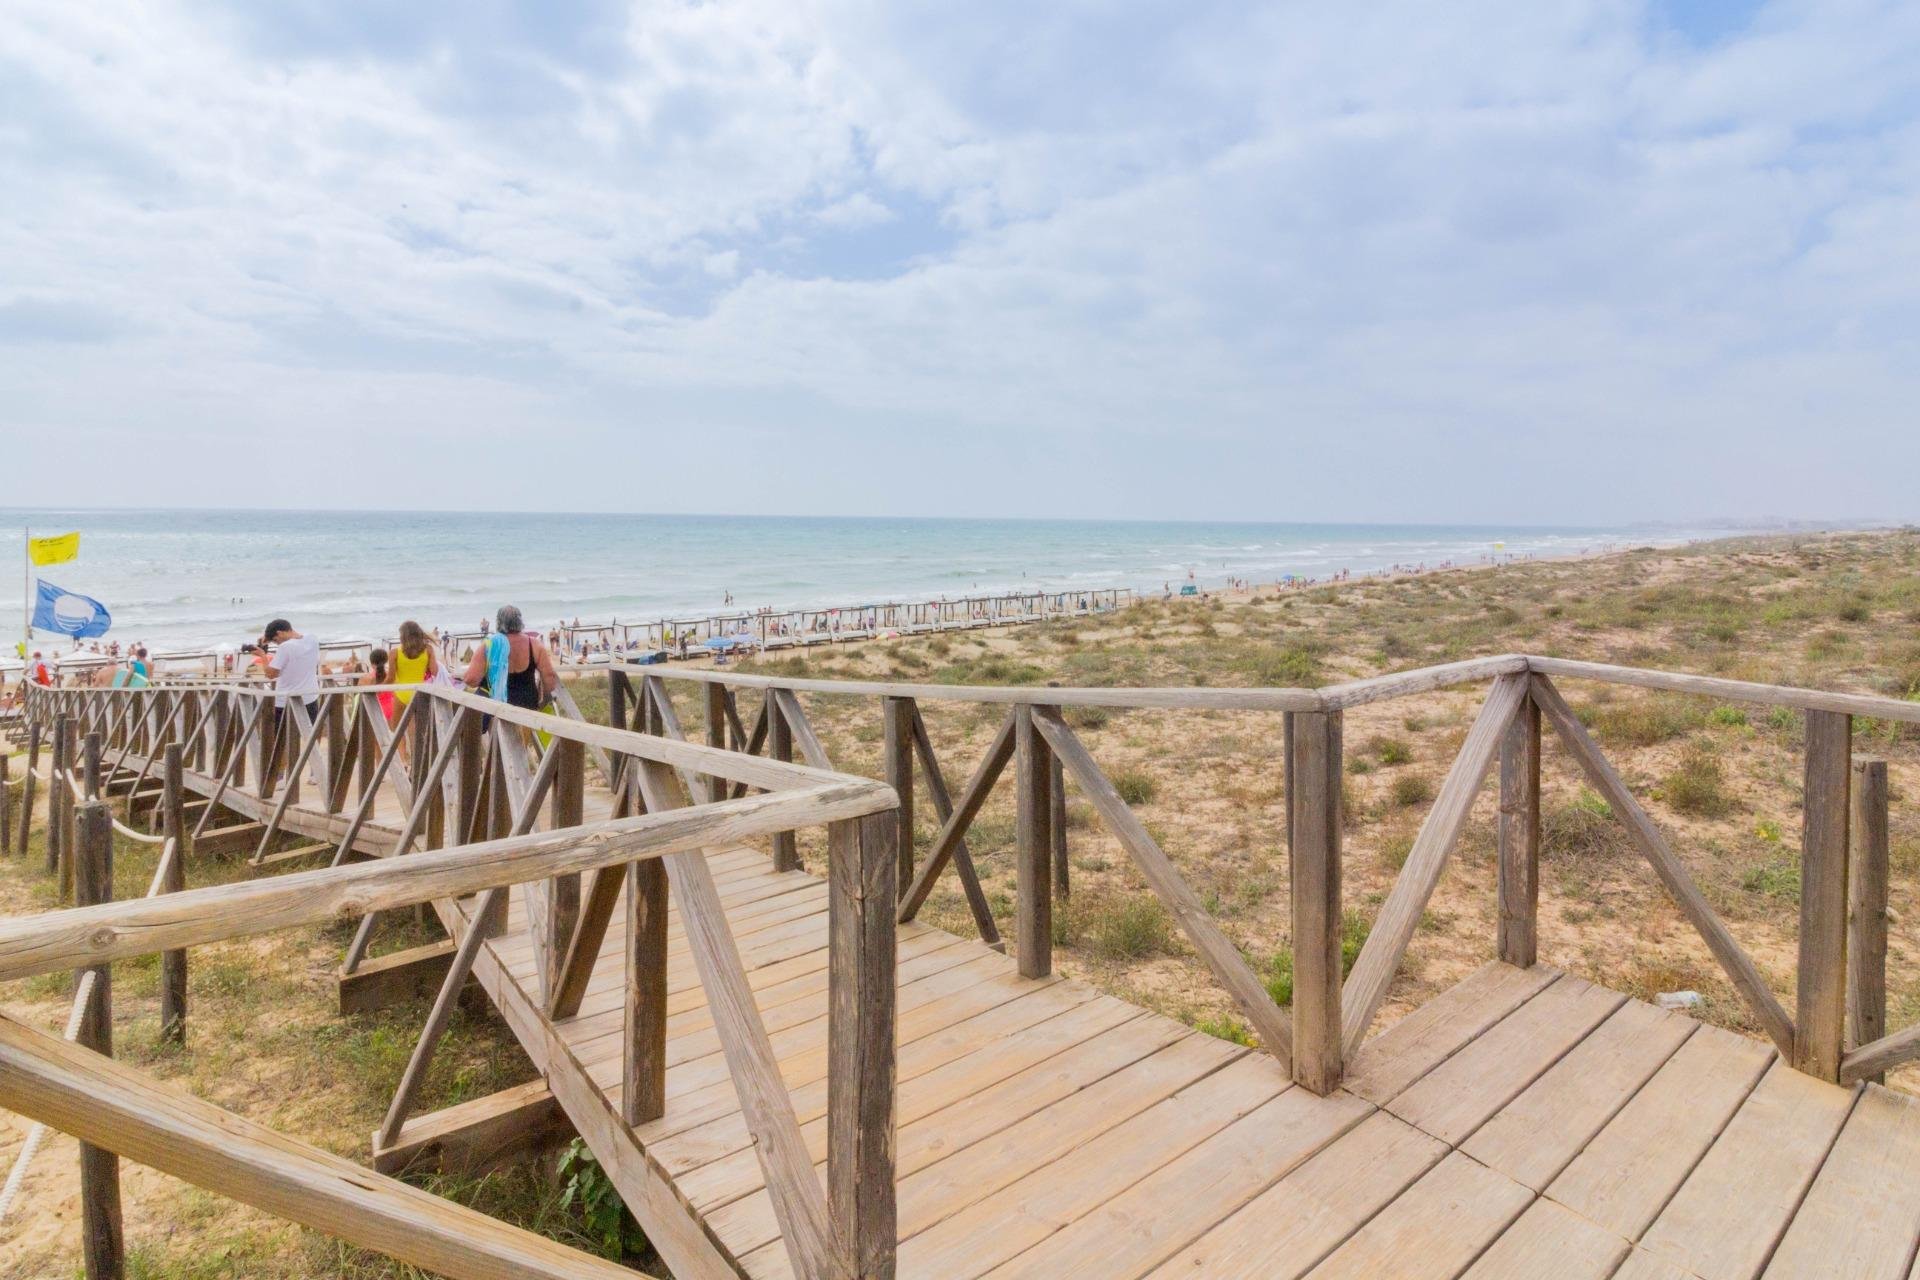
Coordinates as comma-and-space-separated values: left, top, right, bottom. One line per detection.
583, 652, 1917, 1095
5, 678, 899, 1280
8, 647, 1919, 1277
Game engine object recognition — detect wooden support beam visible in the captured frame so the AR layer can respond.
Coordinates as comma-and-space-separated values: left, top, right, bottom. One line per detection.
159, 744, 189, 1046
630, 759, 839, 1279
75, 800, 125, 1280
193, 699, 265, 840
1795, 709, 1851, 1081
882, 697, 915, 898
0, 1012, 645, 1280
1049, 751, 1068, 903
772, 687, 833, 771
1342, 674, 1529, 1056
1014, 707, 1052, 979
903, 705, 1003, 950
623, 850, 668, 1126
15, 723, 39, 858
1497, 696, 1541, 967
828, 810, 899, 1280
253, 701, 323, 864
1035, 708, 1294, 1068
324, 695, 351, 814
1532, 673, 1797, 1056
371, 1079, 572, 1178
768, 690, 798, 872
704, 683, 729, 804
328, 692, 422, 867
337, 940, 475, 1017
1289, 709, 1343, 1094
376, 886, 506, 1150
1848, 757, 1889, 1082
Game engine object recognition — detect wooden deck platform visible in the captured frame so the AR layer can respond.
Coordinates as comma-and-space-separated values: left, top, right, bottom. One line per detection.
444, 846, 1919, 1280
69, 699, 1920, 1280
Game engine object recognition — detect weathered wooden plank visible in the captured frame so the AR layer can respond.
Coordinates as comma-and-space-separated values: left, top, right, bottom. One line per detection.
1546, 1021, 1775, 1241
882, 697, 915, 897
979, 1081, 1371, 1278
1035, 709, 1293, 1066
0, 1012, 645, 1280
1342, 673, 1528, 1055
1460, 999, 1695, 1190
1385, 974, 1624, 1145
338, 939, 464, 1017
1797, 708, 1852, 1080
1305, 1151, 1534, 1280
1145, 1111, 1447, 1280
372, 1078, 571, 1177
1460, 1197, 1629, 1280
1763, 1084, 1920, 1280
1639, 1058, 1859, 1280
1531, 673, 1797, 1056
1343, 961, 1560, 1106
75, 800, 125, 1280
892, 1053, 1284, 1278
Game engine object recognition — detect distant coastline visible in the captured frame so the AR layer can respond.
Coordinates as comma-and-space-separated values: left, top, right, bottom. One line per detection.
1, 508, 1847, 663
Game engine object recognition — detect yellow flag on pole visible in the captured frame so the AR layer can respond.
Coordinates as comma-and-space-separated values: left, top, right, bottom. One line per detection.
28, 531, 79, 565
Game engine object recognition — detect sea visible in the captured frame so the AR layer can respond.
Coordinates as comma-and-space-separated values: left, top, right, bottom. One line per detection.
3, 508, 1788, 658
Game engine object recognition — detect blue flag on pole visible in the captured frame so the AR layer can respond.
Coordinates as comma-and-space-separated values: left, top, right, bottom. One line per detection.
32, 579, 112, 639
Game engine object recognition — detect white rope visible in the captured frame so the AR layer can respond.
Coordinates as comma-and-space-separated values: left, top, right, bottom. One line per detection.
144, 838, 179, 899
0, 970, 98, 1223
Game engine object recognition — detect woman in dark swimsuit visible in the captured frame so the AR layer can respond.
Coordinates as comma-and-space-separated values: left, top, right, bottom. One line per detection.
461, 604, 559, 710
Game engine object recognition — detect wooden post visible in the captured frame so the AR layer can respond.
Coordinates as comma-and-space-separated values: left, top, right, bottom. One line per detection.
16, 723, 39, 858
768, 691, 798, 872
881, 697, 916, 899
1049, 750, 1069, 902
256, 701, 279, 800
0, 754, 10, 858
1497, 697, 1541, 968
827, 811, 898, 1279
75, 800, 126, 1279
324, 696, 350, 814
622, 851, 668, 1125
704, 683, 728, 804
52, 716, 73, 885
1014, 706, 1052, 979
1290, 709, 1343, 1094
1848, 757, 1888, 1082
83, 730, 102, 799
416, 703, 443, 850
548, 737, 585, 992
454, 708, 484, 847
1796, 709, 1851, 1081
160, 744, 189, 1046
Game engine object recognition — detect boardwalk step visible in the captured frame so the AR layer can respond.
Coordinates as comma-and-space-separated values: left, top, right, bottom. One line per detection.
370, 1079, 570, 1177
195, 821, 265, 854
338, 939, 482, 1017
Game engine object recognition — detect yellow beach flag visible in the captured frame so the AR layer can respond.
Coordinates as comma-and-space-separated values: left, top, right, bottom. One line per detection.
28, 531, 79, 565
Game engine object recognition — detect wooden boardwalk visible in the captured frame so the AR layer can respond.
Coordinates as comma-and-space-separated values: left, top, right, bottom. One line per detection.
16, 666, 1920, 1279
448, 840, 1920, 1279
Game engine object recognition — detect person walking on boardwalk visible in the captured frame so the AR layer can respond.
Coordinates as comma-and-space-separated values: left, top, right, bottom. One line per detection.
359, 647, 396, 724
386, 620, 439, 765
262, 619, 324, 789
462, 604, 557, 711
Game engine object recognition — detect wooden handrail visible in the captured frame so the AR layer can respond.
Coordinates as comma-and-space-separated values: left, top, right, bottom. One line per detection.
0, 778, 891, 982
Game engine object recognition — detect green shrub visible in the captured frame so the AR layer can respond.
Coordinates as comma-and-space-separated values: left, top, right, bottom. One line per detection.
1663, 747, 1733, 817
1348, 757, 1373, 775
1389, 773, 1434, 808
1838, 597, 1872, 623
1367, 736, 1412, 765
1083, 896, 1171, 961
1113, 768, 1158, 805
1264, 911, 1368, 1007
1742, 857, 1800, 899
1587, 697, 1708, 746
1378, 828, 1415, 871
1067, 704, 1111, 730
1252, 645, 1319, 686
1543, 790, 1630, 861
1708, 705, 1748, 727
1194, 1013, 1253, 1045
559, 1138, 649, 1258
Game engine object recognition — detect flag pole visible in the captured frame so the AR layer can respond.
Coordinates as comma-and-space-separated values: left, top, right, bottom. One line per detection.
21, 524, 28, 654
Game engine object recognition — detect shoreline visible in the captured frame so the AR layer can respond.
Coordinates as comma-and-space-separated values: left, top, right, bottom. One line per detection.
3, 529, 1825, 677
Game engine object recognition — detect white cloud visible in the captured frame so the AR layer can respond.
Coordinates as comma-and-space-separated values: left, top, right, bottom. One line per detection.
1, 0, 1918, 522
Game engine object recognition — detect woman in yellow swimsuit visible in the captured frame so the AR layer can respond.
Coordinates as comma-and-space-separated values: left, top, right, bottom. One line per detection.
390, 620, 439, 761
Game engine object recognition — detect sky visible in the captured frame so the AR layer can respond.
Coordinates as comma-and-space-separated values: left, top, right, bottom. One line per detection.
2, 0, 1918, 525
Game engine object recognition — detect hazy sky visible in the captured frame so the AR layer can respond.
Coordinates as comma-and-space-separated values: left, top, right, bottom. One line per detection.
4, 1, 1917, 524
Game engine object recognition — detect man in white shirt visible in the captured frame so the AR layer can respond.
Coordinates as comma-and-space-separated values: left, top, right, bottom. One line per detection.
262, 618, 323, 788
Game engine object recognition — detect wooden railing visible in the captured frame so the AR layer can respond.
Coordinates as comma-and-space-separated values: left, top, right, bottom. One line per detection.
585, 651, 1918, 1096
7, 678, 901, 1280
